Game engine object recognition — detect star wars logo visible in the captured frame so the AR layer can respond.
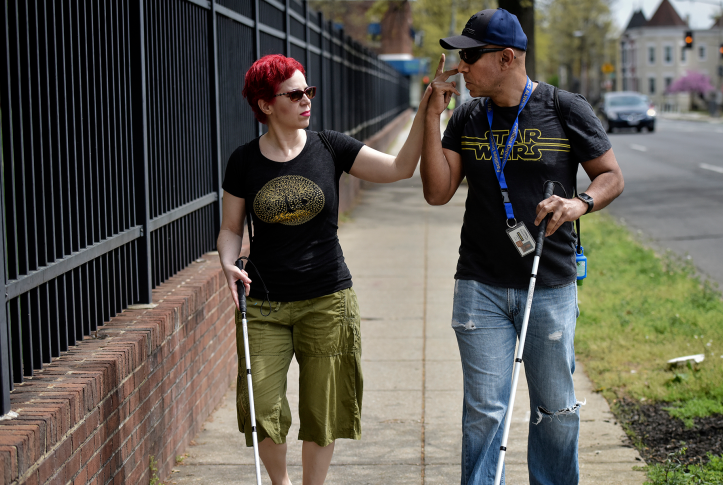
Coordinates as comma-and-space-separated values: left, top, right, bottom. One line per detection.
460, 129, 570, 162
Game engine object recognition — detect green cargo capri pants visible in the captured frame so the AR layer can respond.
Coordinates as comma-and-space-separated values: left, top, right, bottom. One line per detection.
235, 287, 363, 448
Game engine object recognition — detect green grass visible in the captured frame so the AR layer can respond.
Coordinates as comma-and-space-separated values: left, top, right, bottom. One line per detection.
642, 448, 723, 484
575, 213, 723, 481
575, 212, 723, 417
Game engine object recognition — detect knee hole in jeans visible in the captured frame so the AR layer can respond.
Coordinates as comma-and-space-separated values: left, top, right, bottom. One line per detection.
532, 399, 586, 425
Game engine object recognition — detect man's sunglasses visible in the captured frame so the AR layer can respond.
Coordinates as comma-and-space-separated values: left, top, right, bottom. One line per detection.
459, 47, 505, 64
274, 86, 317, 102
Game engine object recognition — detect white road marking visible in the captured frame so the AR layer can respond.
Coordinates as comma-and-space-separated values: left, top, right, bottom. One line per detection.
524, 410, 530, 423
630, 144, 648, 152
700, 163, 723, 174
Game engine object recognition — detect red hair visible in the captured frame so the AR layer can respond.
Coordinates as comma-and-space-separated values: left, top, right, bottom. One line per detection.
242, 55, 306, 124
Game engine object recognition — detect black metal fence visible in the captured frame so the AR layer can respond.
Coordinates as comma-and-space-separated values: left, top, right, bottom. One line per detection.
0, 0, 410, 415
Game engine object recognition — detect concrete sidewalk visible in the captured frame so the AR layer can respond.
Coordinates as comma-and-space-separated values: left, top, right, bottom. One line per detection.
659, 111, 723, 124
170, 126, 646, 485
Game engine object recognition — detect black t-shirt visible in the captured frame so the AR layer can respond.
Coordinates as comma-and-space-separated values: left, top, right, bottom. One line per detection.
222, 130, 365, 301
442, 82, 611, 288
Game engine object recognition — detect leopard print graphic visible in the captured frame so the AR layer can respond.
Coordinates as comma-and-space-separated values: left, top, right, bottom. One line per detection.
253, 175, 325, 226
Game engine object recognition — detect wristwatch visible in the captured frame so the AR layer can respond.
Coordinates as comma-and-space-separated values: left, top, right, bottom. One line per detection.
577, 192, 594, 214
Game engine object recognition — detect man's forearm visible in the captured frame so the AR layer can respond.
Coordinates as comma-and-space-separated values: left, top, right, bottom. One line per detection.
583, 169, 624, 213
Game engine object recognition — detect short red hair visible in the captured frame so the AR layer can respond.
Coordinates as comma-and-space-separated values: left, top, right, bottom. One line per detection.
242, 55, 306, 124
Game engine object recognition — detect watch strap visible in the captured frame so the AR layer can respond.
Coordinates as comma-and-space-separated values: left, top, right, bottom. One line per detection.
577, 192, 594, 214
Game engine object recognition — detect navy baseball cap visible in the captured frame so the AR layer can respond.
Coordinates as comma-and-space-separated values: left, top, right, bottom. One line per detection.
440, 9, 527, 51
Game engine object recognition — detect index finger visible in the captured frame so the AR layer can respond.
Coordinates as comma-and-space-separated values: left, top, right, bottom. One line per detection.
534, 201, 552, 226
435, 53, 446, 78
436, 68, 459, 82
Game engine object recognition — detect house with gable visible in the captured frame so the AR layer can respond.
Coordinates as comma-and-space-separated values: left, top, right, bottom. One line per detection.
619, 0, 722, 111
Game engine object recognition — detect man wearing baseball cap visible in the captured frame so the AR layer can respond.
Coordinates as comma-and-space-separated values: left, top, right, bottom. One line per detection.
420, 8, 624, 485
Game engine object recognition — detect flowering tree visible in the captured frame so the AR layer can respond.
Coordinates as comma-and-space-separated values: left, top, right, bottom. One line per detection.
665, 71, 715, 95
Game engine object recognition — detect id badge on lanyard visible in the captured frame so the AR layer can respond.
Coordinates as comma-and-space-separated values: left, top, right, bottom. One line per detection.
487, 77, 535, 257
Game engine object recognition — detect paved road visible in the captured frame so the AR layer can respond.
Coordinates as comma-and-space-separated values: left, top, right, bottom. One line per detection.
588, 118, 723, 284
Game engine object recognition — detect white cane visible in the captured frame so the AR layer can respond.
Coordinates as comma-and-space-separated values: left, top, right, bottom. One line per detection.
235, 258, 263, 485
494, 180, 555, 485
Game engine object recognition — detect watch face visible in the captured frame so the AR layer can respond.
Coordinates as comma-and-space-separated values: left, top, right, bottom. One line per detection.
579, 193, 593, 213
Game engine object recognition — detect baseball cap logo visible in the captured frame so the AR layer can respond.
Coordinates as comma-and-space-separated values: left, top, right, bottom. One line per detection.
463, 27, 476, 36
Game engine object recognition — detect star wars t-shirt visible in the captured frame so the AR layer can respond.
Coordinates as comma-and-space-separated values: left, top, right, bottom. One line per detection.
222, 130, 364, 301
442, 82, 611, 288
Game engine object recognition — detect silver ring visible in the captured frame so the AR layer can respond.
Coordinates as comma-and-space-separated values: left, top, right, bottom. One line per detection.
506, 218, 517, 228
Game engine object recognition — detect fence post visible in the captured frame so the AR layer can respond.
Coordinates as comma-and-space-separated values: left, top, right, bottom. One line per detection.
318, 11, 326, 130
304, 0, 310, 79
0, 0, 12, 416
131, 0, 152, 303
0, 169, 10, 415
253, 0, 262, 137
209, 1, 222, 241
284, 0, 290, 56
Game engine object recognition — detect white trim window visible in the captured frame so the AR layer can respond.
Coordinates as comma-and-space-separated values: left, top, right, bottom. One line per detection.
663, 44, 673, 65
648, 45, 656, 65
649, 77, 656, 95
664, 76, 673, 91
698, 44, 707, 61
681, 47, 687, 64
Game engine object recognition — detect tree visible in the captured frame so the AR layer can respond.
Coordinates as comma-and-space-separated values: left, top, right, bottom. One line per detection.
498, 0, 535, 80
666, 71, 716, 110
411, 0, 494, 69
536, 0, 615, 101
666, 71, 715, 95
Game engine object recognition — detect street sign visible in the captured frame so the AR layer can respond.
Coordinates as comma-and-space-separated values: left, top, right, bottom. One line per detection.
602, 63, 615, 74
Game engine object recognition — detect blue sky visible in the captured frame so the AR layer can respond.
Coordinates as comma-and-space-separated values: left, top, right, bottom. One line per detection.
611, 0, 721, 31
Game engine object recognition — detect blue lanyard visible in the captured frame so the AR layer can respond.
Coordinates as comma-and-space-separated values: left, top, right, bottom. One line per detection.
486, 77, 534, 222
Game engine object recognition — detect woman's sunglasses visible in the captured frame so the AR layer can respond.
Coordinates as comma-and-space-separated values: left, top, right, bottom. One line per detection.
459, 47, 505, 65
274, 86, 317, 102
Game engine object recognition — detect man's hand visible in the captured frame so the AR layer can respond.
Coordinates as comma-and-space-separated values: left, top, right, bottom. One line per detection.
534, 195, 588, 237
427, 54, 460, 116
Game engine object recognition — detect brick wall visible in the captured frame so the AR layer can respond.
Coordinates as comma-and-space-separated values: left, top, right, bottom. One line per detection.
0, 110, 411, 485
0, 256, 237, 485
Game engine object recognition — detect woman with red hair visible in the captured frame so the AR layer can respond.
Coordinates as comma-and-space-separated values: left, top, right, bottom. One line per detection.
217, 54, 454, 484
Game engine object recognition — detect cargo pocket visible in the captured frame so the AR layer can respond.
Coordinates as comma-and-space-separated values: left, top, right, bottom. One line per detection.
344, 289, 361, 353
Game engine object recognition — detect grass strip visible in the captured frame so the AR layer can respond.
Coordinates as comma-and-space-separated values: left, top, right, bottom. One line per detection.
574, 212, 723, 482
576, 211, 723, 409
643, 448, 723, 484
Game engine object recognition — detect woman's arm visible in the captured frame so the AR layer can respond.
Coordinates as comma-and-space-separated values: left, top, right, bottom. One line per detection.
217, 191, 252, 309
349, 55, 458, 184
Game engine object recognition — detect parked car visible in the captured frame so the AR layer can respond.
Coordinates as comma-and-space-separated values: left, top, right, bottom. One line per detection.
596, 92, 656, 133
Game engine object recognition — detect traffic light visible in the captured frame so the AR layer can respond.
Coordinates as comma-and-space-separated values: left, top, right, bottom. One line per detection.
684, 30, 693, 49
719, 43, 723, 59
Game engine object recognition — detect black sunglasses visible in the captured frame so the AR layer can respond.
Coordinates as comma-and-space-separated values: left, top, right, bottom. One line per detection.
459, 47, 505, 64
274, 86, 317, 102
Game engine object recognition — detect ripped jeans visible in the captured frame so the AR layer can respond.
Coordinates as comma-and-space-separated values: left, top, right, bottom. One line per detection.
452, 279, 582, 485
